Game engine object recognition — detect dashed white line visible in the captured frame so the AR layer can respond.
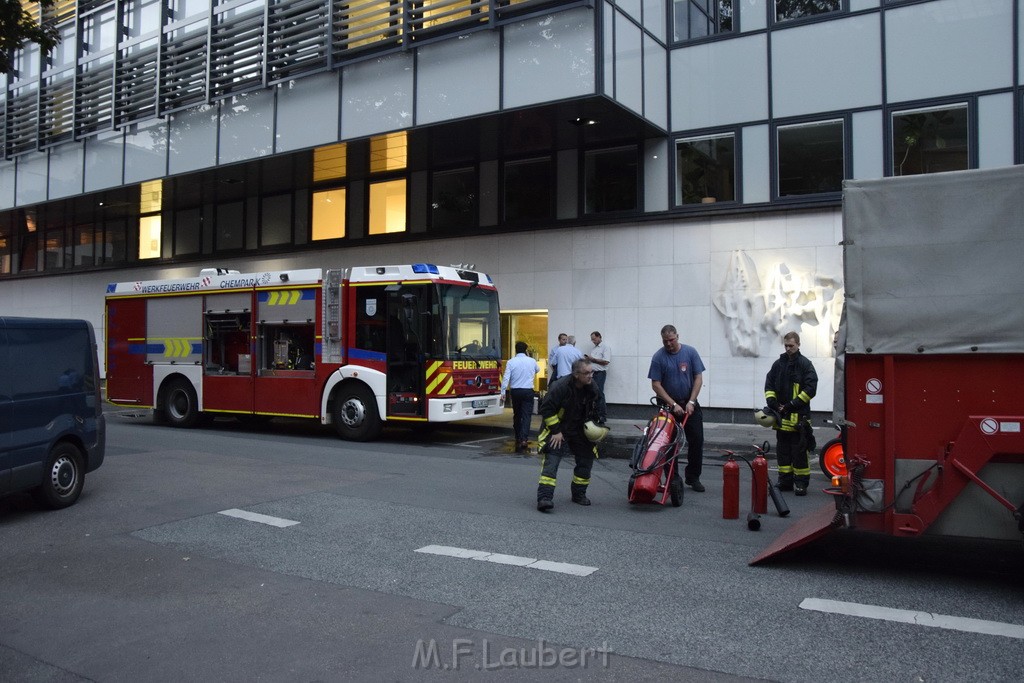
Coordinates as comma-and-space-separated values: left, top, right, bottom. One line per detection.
800, 598, 1024, 640
218, 508, 300, 528
415, 544, 598, 576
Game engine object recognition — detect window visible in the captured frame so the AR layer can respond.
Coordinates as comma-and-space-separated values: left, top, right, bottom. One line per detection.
370, 131, 407, 173
313, 142, 348, 183
891, 105, 969, 177
504, 158, 552, 222
369, 179, 407, 234
261, 194, 292, 246
674, 0, 733, 41
777, 119, 844, 197
431, 168, 477, 230
312, 188, 346, 240
174, 208, 201, 256
215, 202, 244, 251
585, 147, 638, 214
775, 0, 840, 23
139, 179, 162, 259
676, 134, 736, 205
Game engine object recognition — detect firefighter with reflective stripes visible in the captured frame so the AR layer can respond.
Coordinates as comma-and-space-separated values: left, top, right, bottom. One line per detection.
536, 359, 607, 512
764, 331, 818, 495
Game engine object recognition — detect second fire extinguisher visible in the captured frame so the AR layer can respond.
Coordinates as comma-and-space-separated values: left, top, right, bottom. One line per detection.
722, 455, 739, 519
752, 448, 768, 514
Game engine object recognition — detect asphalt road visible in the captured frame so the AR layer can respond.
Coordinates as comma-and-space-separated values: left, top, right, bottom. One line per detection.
1, 411, 1022, 682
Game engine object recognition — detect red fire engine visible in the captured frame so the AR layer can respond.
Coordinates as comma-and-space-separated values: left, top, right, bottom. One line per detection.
105, 263, 503, 440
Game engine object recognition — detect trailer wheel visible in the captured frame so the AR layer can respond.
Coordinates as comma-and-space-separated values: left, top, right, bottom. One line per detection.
819, 438, 847, 477
334, 385, 382, 442
670, 478, 683, 507
32, 442, 85, 509
162, 378, 200, 428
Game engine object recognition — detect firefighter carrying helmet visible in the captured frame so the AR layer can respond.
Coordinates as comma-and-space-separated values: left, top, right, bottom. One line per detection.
753, 407, 778, 429
583, 420, 610, 443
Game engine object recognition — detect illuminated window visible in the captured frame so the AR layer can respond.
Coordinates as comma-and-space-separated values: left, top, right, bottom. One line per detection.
314, 142, 347, 183
139, 179, 162, 259
370, 131, 407, 172
418, 0, 479, 29
340, 0, 401, 50
369, 179, 407, 234
313, 188, 346, 240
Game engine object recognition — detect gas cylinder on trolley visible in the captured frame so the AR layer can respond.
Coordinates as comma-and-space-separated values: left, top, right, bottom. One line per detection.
722, 455, 740, 519
751, 449, 768, 514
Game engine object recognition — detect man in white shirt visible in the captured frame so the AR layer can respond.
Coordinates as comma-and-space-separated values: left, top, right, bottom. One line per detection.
584, 331, 610, 422
585, 331, 610, 423
501, 341, 540, 452
551, 336, 584, 383
547, 333, 568, 381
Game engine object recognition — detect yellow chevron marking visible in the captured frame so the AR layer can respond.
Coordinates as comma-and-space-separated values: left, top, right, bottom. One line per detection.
289, 290, 300, 305
440, 376, 454, 395
426, 371, 449, 394
426, 360, 444, 380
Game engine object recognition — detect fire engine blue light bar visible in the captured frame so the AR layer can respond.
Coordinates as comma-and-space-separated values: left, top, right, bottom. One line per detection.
411, 263, 439, 274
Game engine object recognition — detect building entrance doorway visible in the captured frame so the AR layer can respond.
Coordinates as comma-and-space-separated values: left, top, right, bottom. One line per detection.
499, 310, 548, 392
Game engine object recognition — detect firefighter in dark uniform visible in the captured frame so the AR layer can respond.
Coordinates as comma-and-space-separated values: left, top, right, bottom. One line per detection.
536, 359, 607, 512
764, 331, 818, 495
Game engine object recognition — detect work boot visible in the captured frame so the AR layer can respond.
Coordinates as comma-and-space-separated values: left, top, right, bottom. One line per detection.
794, 485, 807, 497
537, 499, 554, 512
572, 494, 591, 506
685, 479, 706, 493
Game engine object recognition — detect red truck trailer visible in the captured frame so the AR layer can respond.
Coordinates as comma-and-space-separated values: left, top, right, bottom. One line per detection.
753, 167, 1024, 563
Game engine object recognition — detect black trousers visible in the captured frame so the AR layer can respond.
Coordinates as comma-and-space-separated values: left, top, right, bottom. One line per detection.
680, 403, 705, 483
509, 388, 534, 443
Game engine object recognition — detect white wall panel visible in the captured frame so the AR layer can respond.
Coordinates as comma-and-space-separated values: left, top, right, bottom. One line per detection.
772, 14, 881, 117
416, 31, 499, 125
15, 153, 47, 206
275, 72, 339, 152
742, 124, 770, 203
742, 0, 767, 33
503, 8, 596, 108
47, 143, 84, 199
852, 109, 884, 180
124, 119, 168, 184
168, 104, 218, 176
341, 52, 414, 140
978, 92, 1015, 169
84, 132, 124, 192
671, 34, 768, 131
644, 138, 669, 211
886, 0, 1012, 102
850, 0, 878, 10
644, 35, 668, 129
219, 90, 274, 164
0, 161, 14, 209
642, 0, 665, 41
614, 11, 644, 115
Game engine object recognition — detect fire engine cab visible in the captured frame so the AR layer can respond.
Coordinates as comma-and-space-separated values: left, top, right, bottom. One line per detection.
104, 264, 503, 441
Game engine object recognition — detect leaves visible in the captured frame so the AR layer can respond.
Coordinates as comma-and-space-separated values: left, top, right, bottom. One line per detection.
0, 0, 60, 75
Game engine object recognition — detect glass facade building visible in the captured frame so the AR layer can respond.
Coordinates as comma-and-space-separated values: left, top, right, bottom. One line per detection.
0, 0, 1017, 412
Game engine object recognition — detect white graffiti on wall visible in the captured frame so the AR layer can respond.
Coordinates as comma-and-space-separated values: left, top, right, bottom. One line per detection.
713, 250, 843, 357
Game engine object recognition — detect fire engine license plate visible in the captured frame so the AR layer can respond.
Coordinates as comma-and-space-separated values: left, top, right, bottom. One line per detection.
472, 400, 489, 409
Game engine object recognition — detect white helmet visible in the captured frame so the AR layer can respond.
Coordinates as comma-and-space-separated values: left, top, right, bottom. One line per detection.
583, 420, 610, 443
753, 408, 777, 429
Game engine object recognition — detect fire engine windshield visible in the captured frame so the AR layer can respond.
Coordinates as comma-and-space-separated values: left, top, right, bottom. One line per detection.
438, 284, 500, 361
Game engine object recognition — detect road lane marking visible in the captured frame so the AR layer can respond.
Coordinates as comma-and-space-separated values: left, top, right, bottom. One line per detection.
218, 508, 300, 528
800, 598, 1024, 640
415, 545, 598, 576
454, 436, 507, 447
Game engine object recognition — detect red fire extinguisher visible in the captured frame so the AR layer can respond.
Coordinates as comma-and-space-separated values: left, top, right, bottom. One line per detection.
752, 450, 768, 514
723, 456, 739, 519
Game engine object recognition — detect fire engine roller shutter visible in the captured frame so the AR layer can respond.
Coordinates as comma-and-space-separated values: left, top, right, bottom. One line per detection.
256, 288, 317, 324
205, 292, 250, 313
147, 297, 203, 363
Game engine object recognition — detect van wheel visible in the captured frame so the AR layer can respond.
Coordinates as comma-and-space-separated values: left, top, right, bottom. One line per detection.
33, 442, 85, 509
163, 378, 200, 428
334, 385, 382, 441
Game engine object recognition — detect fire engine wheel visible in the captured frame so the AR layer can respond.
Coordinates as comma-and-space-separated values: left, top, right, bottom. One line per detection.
819, 438, 847, 478
162, 378, 200, 428
33, 442, 85, 509
335, 385, 382, 442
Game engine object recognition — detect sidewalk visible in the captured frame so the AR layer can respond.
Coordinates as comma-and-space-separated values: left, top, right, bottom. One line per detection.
476, 408, 780, 461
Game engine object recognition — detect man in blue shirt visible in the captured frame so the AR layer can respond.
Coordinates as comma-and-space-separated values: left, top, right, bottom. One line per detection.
501, 341, 540, 453
647, 324, 707, 492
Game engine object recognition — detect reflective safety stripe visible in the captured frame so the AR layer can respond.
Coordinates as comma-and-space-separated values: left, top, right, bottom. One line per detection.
572, 476, 590, 485
778, 465, 794, 473
543, 415, 560, 427
797, 390, 812, 403
765, 391, 777, 400
539, 476, 557, 486
793, 466, 812, 476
